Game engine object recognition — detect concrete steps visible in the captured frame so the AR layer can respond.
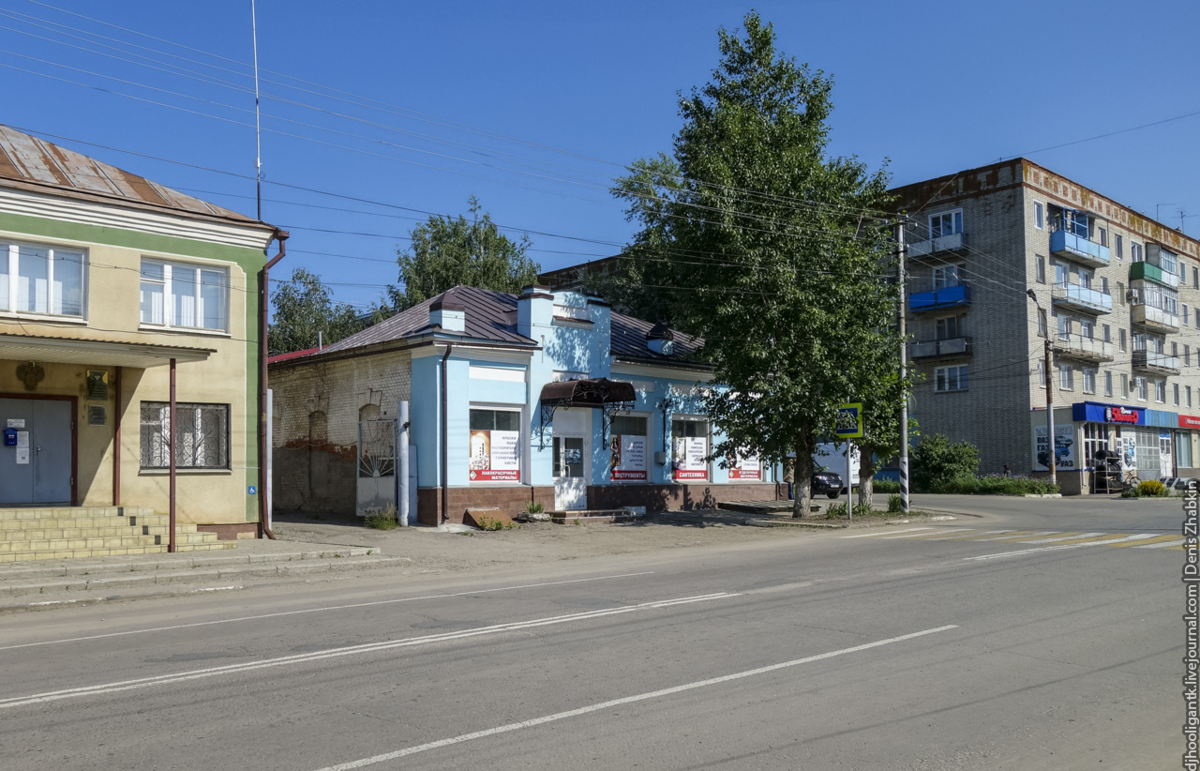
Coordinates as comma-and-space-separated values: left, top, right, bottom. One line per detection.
0, 506, 235, 562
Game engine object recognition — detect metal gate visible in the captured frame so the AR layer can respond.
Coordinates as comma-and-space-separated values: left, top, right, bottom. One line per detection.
356, 418, 396, 518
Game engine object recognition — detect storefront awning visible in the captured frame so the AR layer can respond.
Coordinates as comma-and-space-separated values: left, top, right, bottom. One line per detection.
0, 333, 214, 369
539, 378, 636, 409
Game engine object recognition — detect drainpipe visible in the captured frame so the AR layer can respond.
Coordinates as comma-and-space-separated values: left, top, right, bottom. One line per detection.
441, 343, 453, 525
169, 357, 177, 553
112, 366, 121, 507
258, 229, 289, 539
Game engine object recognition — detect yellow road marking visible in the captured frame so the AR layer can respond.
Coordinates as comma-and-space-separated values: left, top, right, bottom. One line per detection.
1106, 534, 1186, 548
1036, 533, 1136, 546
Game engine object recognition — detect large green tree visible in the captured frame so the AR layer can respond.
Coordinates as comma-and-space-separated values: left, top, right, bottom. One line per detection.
268, 267, 364, 355
611, 12, 906, 517
387, 195, 540, 310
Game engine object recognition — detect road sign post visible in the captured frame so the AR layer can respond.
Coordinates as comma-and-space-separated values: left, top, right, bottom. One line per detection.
835, 404, 864, 523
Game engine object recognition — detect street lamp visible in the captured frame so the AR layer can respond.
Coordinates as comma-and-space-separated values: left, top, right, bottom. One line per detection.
1027, 290, 1056, 485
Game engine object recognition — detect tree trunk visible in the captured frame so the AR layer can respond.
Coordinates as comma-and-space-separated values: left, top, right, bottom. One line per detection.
857, 447, 876, 509
792, 429, 815, 519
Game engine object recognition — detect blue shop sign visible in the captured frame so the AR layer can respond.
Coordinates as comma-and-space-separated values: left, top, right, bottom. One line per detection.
1072, 401, 1144, 426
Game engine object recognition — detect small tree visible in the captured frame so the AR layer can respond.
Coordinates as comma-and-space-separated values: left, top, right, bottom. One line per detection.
386, 195, 540, 311
856, 374, 916, 508
269, 268, 364, 355
910, 434, 979, 493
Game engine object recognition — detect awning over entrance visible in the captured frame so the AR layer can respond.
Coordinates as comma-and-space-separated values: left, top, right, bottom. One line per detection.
0, 333, 213, 369
539, 378, 636, 408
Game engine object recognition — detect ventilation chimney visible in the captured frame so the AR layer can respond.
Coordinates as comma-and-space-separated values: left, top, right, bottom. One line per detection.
647, 322, 674, 356
430, 292, 466, 333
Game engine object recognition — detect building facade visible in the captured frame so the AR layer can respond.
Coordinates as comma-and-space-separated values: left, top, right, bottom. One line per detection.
269, 285, 784, 523
894, 159, 1200, 493
0, 125, 280, 547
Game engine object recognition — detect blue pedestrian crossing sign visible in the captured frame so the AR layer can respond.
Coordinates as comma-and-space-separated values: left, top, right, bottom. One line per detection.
835, 403, 863, 439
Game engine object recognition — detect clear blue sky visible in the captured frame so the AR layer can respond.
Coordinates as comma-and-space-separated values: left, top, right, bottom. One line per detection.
3, 0, 1198, 314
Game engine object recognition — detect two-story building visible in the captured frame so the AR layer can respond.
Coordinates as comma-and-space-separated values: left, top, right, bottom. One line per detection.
268, 284, 784, 523
0, 125, 282, 559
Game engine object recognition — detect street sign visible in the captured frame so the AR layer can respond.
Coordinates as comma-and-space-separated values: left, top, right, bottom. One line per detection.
835, 403, 863, 439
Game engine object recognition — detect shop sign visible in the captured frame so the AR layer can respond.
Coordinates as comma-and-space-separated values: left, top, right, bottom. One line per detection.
729, 451, 761, 481
1180, 415, 1200, 429
673, 436, 708, 480
610, 434, 647, 481
1034, 424, 1076, 471
1072, 402, 1144, 426
469, 429, 521, 482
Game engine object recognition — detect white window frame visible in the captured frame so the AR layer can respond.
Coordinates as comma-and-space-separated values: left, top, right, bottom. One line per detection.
1059, 364, 1074, 391
1131, 242, 1144, 262
1155, 380, 1166, 404
140, 258, 230, 333
929, 209, 964, 239
468, 405, 525, 485
1, 240, 88, 320
1175, 382, 1181, 406
610, 411, 651, 484
1116, 233, 1124, 259
1137, 377, 1147, 402
932, 263, 963, 290
1034, 201, 1044, 230
671, 415, 711, 482
1083, 368, 1097, 395
1104, 370, 1113, 397
934, 365, 968, 393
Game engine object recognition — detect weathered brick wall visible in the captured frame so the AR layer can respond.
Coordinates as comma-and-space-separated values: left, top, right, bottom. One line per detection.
269, 352, 412, 514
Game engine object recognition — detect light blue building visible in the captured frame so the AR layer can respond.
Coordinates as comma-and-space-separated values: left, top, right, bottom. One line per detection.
269, 285, 783, 523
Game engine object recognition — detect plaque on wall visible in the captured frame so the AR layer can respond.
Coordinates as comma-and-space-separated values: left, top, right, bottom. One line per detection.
87, 370, 109, 400
87, 404, 107, 426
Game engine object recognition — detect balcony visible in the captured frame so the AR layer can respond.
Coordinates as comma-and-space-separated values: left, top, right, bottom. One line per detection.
1050, 230, 1110, 267
1130, 302, 1180, 333
908, 231, 966, 260
1053, 333, 1113, 363
909, 283, 971, 313
911, 336, 972, 359
1130, 260, 1181, 288
1050, 282, 1112, 314
1132, 349, 1180, 375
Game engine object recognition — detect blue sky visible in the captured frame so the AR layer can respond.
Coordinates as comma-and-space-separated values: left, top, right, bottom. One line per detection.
2, 0, 1198, 313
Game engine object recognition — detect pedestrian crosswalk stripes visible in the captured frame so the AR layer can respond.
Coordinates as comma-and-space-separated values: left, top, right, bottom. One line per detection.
847, 528, 1184, 551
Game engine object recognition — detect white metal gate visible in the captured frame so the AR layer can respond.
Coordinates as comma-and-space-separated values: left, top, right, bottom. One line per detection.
357, 418, 396, 518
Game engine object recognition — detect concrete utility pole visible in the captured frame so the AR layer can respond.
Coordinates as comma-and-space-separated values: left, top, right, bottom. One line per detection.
1027, 290, 1056, 485
897, 221, 910, 514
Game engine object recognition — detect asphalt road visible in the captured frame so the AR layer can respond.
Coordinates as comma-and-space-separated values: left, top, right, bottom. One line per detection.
0, 497, 1186, 770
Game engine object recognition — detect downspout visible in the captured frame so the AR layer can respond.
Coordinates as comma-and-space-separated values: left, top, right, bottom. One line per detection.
441, 343, 453, 525
258, 228, 289, 539
112, 366, 121, 507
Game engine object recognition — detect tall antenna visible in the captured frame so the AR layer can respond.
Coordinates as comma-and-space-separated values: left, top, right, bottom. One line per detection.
251, 0, 262, 220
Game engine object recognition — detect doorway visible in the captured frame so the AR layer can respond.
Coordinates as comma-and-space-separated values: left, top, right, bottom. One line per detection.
0, 396, 75, 506
552, 409, 591, 511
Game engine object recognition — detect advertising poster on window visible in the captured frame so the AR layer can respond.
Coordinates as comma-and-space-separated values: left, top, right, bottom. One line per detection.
1159, 431, 1173, 479
728, 450, 761, 480
1033, 424, 1076, 471
673, 436, 708, 480
1119, 436, 1136, 472
610, 434, 647, 480
469, 429, 521, 481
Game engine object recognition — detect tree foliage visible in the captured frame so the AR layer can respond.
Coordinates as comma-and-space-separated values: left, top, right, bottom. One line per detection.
387, 195, 540, 311
910, 434, 980, 492
610, 12, 908, 517
268, 267, 364, 355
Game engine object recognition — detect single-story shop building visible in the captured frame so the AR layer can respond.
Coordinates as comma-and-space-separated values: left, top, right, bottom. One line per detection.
268, 285, 788, 523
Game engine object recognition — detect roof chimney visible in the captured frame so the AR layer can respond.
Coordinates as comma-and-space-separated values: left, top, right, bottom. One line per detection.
517, 284, 553, 338
430, 292, 466, 333
647, 322, 674, 356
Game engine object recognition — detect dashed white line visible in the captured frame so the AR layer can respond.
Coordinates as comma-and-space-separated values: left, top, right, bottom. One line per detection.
1136, 539, 1186, 549
881, 529, 975, 540
1017, 532, 1105, 544
840, 527, 934, 539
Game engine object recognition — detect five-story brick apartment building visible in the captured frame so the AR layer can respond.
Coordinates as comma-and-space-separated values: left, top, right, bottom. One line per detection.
894, 159, 1200, 493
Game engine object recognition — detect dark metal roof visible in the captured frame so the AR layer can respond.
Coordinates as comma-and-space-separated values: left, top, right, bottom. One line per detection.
0, 124, 263, 226
539, 378, 636, 408
609, 310, 704, 364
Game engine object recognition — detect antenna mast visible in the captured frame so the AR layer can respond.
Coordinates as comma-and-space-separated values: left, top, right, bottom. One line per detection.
251, 0, 263, 220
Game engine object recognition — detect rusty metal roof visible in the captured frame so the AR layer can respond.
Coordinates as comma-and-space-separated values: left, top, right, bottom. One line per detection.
0, 125, 260, 226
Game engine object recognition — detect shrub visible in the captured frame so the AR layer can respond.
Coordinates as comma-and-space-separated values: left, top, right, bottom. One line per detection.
887, 494, 903, 513
1120, 487, 1141, 498
825, 502, 874, 519
924, 473, 1059, 496
364, 510, 399, 530
874, 480, 901, 494
476, 515, 517, 531
525, 501, 545, 514
1137, 479, 1166, 497
911, 434, 979, 492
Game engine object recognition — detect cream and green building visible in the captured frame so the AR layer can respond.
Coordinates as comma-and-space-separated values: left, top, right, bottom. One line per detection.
0, 125, 282, 559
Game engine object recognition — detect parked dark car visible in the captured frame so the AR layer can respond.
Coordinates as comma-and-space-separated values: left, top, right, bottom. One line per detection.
811, 470, 844, 499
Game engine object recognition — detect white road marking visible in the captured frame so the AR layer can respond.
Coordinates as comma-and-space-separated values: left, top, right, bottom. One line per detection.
881, 529, 975, 540
0, 592, 736, 709
963, 544, 1091, 561
308, 624, 960, 771
969, 531, 1055, 541
1082, 533, 1159, 546
921, 530, 1016, 540
840, 527, 934, 539
1136, 539, 1187, 549
1017, 532, 1105, 544
0, 571, 656, 652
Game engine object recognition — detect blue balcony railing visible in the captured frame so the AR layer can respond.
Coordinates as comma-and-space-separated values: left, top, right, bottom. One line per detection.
909, 283, 971, 312
1051, 230, 1110, 266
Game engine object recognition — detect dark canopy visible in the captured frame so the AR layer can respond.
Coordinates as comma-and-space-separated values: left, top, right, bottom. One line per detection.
539, 378, 636, 409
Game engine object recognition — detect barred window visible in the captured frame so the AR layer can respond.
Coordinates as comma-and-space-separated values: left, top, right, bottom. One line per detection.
140, 402, 230, 469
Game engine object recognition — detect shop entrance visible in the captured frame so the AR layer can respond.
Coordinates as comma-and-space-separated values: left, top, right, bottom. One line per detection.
552, 409, 590, 511
0, 396, 74, 506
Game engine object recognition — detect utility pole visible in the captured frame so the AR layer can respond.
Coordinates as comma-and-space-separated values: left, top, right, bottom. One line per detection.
897, 220, 910, 514
251, 0, 263, 221
1027, 290, 1056, 485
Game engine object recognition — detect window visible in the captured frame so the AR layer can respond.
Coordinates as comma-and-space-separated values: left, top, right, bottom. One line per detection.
936, 315, 964, 340
1131, 242, 1144, 262
1079, 318, 1093, 340
469, 408, 523, 482
1122, 376, 1129, 399
1057, 314, 1070, 337
932, 264, 962, 289
140, 259, 229, 332
1054, 262, 1068, 286
1104, 370, 1113, 397
1098, 227, 1108, 247
929, 210, 963, 238
1136, 377, 1147, 401
1036, 255, 1046, 284
611, 415, 649, 481
1189, 386, 1194, 409
1173, 342, 1179, 358
1059, 365, 1074, 390
1, 241, 86, 317
671, 418, 710, 480
1175, 383, 1181, 406
1156, 380, 1166, 403
1187, 304, 1192, 326
1116, 234, 1124, 259
1037, 309, 1047, 338
1194, 266, 1198, 289
1101, 277, 1109, 295
1083, 423, 1110, 470
1034, 201, 1044, 229
1119, 329, 1127, 352
1118, 281, 1125, 306
934, 365, 968, 392
1187, 345, 1192, 367
1083, 368, 1097, 394
1102, 324, 1111, 343
1037, 361, 1046, 387
139, 402, 230, 470
1179, 430, 1194, 469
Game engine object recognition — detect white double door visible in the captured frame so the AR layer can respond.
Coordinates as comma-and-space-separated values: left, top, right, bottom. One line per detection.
553, 410, 591, 511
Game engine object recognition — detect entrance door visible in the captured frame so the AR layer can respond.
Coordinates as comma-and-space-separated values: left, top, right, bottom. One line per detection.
553, 435, 587, 510
0, 398, 73, 506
